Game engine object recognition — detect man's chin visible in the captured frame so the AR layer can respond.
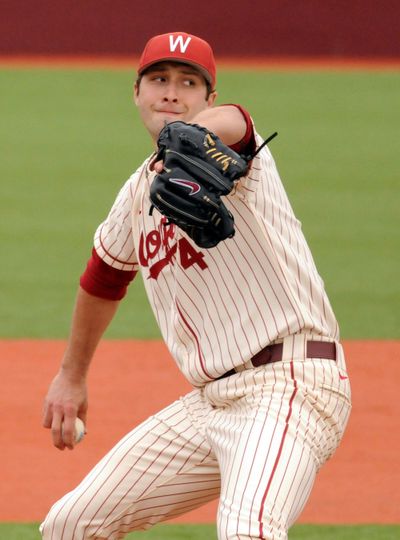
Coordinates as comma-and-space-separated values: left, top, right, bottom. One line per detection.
154, 116, 183, 135
151, 115, 188, 141
159, 113, 185, 123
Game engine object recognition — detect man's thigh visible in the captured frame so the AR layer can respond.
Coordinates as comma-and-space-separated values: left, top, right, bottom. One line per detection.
206, 359, 350, 540
40, 389, 220, 539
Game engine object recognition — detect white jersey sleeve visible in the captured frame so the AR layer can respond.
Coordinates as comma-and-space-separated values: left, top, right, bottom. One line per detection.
94, 174, 141, 272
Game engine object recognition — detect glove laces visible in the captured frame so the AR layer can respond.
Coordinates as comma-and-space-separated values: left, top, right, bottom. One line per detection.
243, 131, 278, 162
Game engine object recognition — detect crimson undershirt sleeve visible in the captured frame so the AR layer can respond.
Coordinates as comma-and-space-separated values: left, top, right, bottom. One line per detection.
223, 103, 257, 156
80, 248, 137, 301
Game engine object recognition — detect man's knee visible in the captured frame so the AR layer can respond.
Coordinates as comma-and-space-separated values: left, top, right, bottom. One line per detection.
40, 500, 106, 540
217, 512, 288, 540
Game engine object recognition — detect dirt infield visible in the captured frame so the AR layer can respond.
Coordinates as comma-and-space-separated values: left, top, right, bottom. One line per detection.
1, 340, 399, 524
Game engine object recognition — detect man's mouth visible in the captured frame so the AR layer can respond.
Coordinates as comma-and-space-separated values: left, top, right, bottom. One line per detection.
155, 110, 183, 115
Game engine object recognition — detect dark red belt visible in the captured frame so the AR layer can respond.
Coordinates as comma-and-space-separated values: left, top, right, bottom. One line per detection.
217, 340, 337, 380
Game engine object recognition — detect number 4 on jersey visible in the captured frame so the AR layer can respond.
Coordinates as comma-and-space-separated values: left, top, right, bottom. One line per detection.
179, 238, 207, 271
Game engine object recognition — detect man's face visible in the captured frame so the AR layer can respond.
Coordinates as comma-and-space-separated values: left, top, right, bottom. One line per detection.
134, 62, 217, 142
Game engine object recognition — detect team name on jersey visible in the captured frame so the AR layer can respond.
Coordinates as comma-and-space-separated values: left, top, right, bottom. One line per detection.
139, 217, 208, 279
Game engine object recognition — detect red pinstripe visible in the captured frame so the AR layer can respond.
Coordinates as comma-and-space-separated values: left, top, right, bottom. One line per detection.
138, 484, 220, 504
175, 300, 213, 380
246, 365, 288, 526
223, 235, 272, 347
267, 394, 308, 525
231, 199, 299, 334
65, 407, 188, 538
284, 399, 315, 522
68, 419, 172, 538
88, 423, 195, 537
232, 376, 270, 538
177, 281, 220, 375
100, 449, 217, 535
229, 237, 278, 339
108, 497, 217, 537
98, 223, 137, 267
52, 418, 159, 539
186, 255, 243, 366
257, 362, 298, 539
256, 149, 336, 339
207, 248, 254, 354
285, 450, 314, 525
228, 252, 277, 338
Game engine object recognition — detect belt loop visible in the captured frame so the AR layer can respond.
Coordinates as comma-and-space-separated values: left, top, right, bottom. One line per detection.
281, 334, 308, 361
335, 341, 345, 369
281, 335, 293, 361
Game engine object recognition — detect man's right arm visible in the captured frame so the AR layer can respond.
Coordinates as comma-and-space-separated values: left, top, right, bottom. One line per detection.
42, 287, 121, 450
43, 174, 138, 451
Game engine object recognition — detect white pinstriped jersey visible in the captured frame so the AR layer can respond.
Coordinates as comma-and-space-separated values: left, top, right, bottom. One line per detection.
94, 129, 339, 386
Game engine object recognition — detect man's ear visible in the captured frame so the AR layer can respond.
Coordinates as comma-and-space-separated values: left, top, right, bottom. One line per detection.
133, 82, 139, 105
207, 90, 217, 107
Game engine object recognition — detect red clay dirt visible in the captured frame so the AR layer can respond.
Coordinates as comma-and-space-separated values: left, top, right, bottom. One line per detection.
0, 340, 399, 524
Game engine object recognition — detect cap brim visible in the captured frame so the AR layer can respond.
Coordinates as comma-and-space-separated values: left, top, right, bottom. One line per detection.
138, 58, 213, 86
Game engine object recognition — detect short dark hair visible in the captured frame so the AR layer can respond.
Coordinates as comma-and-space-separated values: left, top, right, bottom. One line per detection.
136, 63, 214, 100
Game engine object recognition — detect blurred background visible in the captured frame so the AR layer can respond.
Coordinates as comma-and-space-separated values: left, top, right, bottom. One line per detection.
1, 0, 400, 58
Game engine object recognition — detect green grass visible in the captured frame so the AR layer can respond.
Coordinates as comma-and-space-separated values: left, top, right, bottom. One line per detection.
0, 68, 399, 338
1, 523, 399, 540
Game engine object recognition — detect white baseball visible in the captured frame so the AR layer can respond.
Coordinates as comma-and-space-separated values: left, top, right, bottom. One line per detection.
74, 417, 86, 443
62, 417, 86, 444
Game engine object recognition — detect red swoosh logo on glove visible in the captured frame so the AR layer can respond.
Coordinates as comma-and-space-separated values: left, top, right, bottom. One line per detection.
169, 178, 201, 195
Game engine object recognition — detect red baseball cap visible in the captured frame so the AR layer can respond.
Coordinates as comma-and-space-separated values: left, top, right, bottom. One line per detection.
138, 32, 216, 89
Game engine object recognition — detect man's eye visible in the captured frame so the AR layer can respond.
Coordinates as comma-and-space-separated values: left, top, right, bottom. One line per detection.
183, 79, 195, 86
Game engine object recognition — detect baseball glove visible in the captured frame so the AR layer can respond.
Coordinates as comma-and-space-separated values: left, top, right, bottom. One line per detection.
149, 121, 249, 249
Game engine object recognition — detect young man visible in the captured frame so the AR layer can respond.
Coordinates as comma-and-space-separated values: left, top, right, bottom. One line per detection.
40, 32, 351, 539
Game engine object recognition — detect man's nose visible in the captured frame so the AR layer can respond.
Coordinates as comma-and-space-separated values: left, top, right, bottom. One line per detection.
163, 83, 178, 101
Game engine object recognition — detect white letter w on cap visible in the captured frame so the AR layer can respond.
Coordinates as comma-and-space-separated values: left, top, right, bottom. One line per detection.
169, 35, 192, 53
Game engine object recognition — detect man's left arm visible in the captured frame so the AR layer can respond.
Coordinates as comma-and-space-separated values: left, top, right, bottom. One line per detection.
153, 104, 256, 176
190, 105, 248, 148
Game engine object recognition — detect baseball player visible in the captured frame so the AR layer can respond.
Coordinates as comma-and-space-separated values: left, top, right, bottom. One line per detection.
40, 32, 351, 539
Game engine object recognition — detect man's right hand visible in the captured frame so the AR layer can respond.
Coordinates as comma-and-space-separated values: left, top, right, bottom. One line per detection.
41, 288, 121, 450
42, 370, 88, 451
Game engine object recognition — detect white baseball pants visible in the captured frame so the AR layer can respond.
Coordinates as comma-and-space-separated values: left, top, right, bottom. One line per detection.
40, 335, 351, 539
